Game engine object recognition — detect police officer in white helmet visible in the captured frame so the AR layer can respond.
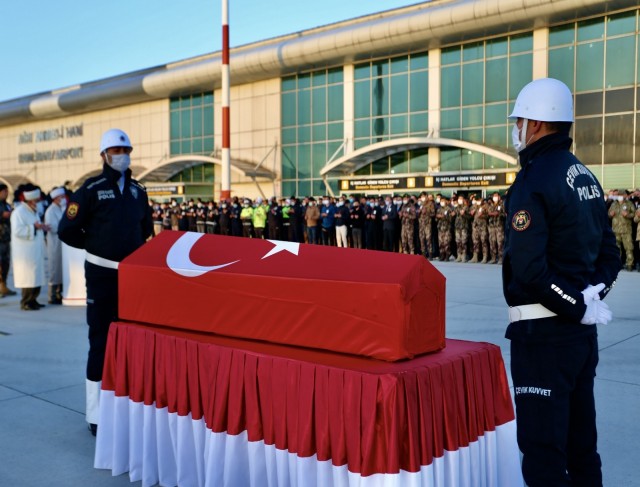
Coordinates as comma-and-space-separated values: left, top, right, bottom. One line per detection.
59, 129, 153, 436
502, 78, 621, 486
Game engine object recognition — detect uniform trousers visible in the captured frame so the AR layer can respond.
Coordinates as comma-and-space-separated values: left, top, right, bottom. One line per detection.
510, 329, 601, 487
85, 262, 118, 382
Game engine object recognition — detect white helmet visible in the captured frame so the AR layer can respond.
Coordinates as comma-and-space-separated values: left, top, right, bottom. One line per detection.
100, 128, 132, 154
509, 78, 574, 123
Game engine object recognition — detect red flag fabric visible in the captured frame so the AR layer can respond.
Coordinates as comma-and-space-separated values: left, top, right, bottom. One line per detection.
118, 231, 446, 361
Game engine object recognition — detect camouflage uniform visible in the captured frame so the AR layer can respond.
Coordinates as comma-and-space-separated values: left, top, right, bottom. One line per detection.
469, 202, 490, 263
400, 203, 417, 254
487, 200, 506, 264
436, 203, 454, 261
418, 200, 435, 258
609, 199, 635, 269
454, 204, 472, 262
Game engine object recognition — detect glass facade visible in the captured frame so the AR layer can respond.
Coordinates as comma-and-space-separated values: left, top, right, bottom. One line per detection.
440, 33, 533, 172
548, 10, 639, 188
353, 53, 430, 178
169, 92, 215, 158
281, 68, 344, 197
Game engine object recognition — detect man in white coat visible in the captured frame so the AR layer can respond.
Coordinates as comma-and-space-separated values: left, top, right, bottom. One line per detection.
10, 187, 49, 310
45, 187, 67, 304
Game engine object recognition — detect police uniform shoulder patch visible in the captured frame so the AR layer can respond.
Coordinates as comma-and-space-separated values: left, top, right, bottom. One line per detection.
512, 210, 531, 231
66, 202, 79, 219
130, 185, 138, 199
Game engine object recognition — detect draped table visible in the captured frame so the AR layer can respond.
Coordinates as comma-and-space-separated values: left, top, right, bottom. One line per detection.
95, 321, 523, 487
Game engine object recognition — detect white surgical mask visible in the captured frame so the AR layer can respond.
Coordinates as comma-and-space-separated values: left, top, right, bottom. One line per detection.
107, 153, 131, 173
493, 196, 499, 203
512, 119, 531, 153
457, 199, 463, 205
322, 200, 329, 206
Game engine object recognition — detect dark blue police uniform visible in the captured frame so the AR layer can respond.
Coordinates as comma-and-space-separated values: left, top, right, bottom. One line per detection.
503, 132, 621, 486
59, 163, 153, 382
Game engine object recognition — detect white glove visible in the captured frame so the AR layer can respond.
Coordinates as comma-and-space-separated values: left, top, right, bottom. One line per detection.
581, 299, 612, 325
582, 283, 605, 304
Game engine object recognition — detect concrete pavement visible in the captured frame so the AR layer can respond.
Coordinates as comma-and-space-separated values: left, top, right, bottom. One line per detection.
0, 261, 638, 486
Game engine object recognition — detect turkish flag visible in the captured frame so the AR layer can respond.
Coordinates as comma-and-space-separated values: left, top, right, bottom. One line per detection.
118, 231, 446, 361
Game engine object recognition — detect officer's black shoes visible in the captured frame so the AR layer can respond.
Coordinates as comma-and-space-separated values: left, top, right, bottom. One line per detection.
88, 423, 97, 436
20, 303, 40, 311
29, 301, 45, 308
48, 299, 62, 305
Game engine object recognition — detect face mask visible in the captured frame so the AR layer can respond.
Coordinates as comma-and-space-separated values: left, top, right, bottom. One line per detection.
323, 200, 329, 206
493, 196, 499, 203
512, 119, 531, 153
222, 204, 227, 209
107, 153, 131, 173
458, 199, 463, 205
337, 201, 344, 207
617, 196, 624, 202
436, 198, 441, 204
285, 199, 291, 206
402, 199, 409, 204
243, 204, 249, 208
385, 200, 391, 206
349, 198, 354, 203
421, 197, 426, 202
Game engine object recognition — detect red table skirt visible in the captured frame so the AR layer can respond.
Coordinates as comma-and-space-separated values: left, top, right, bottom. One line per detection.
95, 322, 523, 487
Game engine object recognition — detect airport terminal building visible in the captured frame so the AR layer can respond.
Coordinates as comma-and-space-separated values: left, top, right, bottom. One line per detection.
1, 0, 639, 201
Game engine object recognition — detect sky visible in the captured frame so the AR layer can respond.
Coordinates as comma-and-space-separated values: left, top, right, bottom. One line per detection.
0, 0, 419, 102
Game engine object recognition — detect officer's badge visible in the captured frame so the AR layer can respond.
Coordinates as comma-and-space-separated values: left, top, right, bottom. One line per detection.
130, 186, 138, 199
66, 202, 79, 220
512, 210, 531, 232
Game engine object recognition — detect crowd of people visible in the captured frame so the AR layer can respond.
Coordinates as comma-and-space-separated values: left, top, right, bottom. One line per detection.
149, 188, 640, 270
150, 192, 510, 264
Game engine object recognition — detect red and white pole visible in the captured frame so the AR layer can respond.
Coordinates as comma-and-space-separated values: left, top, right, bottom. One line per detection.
220, 0, 231, 200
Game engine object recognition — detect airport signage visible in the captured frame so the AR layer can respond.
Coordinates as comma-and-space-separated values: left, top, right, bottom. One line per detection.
17, 123, 84, 164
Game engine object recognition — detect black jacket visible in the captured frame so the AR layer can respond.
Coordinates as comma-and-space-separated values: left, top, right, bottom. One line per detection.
502, 133, 620, 330
59, 163, 153, 262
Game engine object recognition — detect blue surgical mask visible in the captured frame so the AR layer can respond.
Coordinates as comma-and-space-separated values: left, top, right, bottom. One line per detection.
108, 153, 131, 173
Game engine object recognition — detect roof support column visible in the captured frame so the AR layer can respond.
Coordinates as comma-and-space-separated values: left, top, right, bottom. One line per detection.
533, 27, 549, 79
343, 64, 355, 156
428, 48, 441, 173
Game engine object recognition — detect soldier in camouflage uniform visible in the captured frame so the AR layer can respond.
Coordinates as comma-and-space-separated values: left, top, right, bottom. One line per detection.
400, 197, 417, 254
454, 197, 472, 262
418, 192, 436, 259
469, 197, 490, 263
487, 192, 506, 264
436, 196, 454, 261
0, 184, 16, 297
608, 191, 635, 271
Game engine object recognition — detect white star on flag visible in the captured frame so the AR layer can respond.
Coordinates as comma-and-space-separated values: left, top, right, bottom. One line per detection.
262, 240, 300, 260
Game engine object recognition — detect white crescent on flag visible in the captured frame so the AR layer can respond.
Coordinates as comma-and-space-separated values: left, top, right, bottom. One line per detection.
262, 240, 300, 260
166, 232, 239, 277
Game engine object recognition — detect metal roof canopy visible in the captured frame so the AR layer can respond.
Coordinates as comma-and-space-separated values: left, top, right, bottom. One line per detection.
137, 155, 276, 183
0, 175, 35, 198
320, 137, 517, 180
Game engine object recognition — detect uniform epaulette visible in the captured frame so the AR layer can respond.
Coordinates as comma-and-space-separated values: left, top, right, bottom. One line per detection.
131, 180, 147, 192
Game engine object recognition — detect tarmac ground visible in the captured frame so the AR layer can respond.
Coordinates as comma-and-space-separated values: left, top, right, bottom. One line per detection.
0, 260, 638, 486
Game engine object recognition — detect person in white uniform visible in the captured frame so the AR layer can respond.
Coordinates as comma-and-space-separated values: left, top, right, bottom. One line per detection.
44, 187, 67, 304
10, 186, 49, 311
